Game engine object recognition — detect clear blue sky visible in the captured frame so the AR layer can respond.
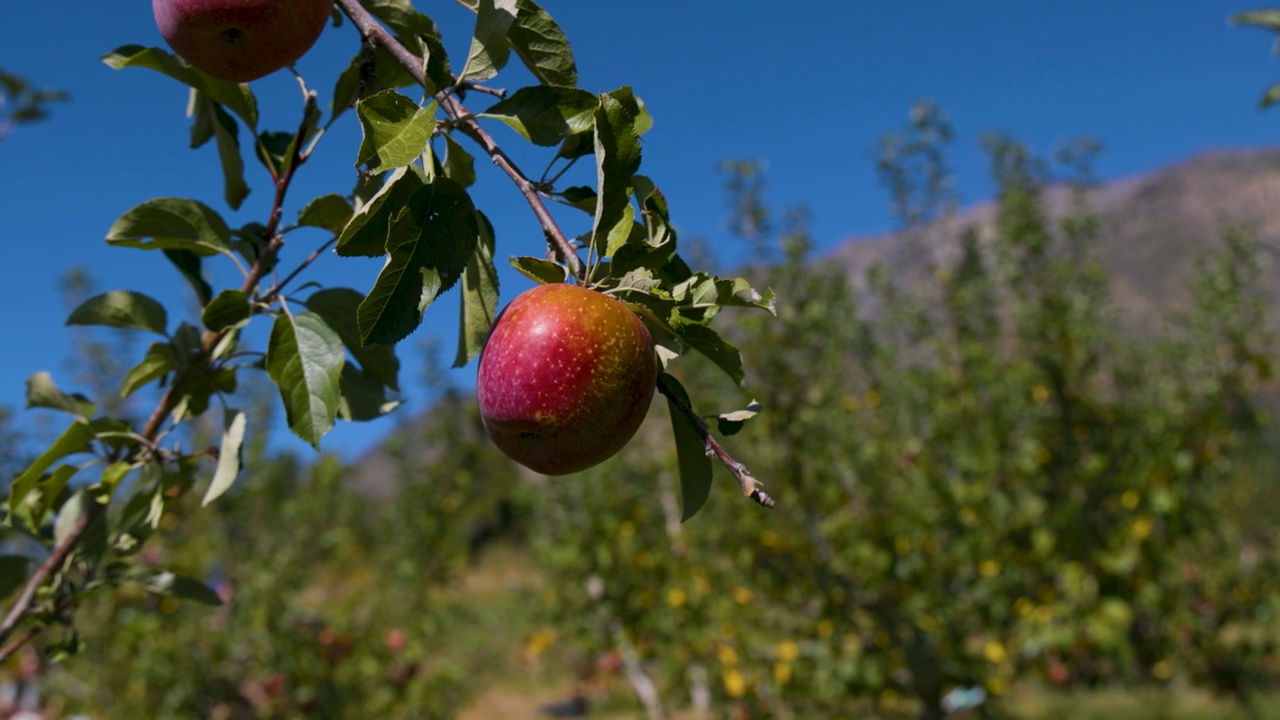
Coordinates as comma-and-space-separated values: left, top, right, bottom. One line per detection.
0, 1, 1276, 458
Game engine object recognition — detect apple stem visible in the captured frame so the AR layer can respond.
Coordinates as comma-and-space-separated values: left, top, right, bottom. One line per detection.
333, 0, 586, 282
655, 377, 776, 508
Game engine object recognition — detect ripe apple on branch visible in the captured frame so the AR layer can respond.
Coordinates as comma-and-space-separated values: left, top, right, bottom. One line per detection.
0, 0, 777, 663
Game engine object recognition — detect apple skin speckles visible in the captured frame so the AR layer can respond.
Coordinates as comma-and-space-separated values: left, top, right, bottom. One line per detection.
476, 283, 658, 475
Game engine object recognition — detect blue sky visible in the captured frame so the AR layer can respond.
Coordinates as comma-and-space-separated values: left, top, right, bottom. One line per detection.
0, 1, 1276, 459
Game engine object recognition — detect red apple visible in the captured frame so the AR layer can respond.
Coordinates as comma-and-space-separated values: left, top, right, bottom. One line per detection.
153, 0, 333, 83
477, 283, 658, 476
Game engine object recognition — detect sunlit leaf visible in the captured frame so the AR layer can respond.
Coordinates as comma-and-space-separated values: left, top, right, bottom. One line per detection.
460, 0, 518, 82
266, 312, 345, 448
355, 90, 437, 173
9, 421, 93, 515
510, 256, 568, 284
67, 291, 168, 336
107, 198, 232, 257
508, 0, 578, 86
25, 371, 94, 419
591, 93, 642, 255
203, 409, 246, 505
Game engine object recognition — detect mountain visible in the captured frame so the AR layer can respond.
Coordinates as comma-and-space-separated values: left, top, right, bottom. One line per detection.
831, 147, 1280, 324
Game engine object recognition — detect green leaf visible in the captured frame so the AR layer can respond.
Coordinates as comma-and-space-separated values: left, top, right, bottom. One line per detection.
1231, 9, 1280, 31
25, 371, 94, 418
0, 556, 32, 600
66, 290, 168, 336
1260, 83, 1280, 110
163, 249, 213, 306
306, 288, 402, 390
420, 31, 454, 95
355, 91, 437, 173
121, 342, 179, 399
203, 409, 246, 505
54, 489, 90, 547
357, 179, 480, 345
673, 275, 776, 314
337, 365, 403, 421
266, 312, 345, 448
604, 203, 637, 258
659, 373, 712, 522
607, 86, 653, 136
555, 185, 597, 214
672, 320, 746, 386
107, 198, 232, 257
190, 92, 250, 209
455, 211, 500, 367
91, 461, 132, 504
510, 256, 568, 284
255, 130, 297, 177
508, 0, 578, 86
9, 421, 94, 515
712, 400, 761, 436
336, 166, 425, 257
131, 570, 223, 606
201, 289, 251, 332
364, 0, 441, 41
297, 194, 354, 232
460, 0, 518, 83
102, 45, 257, 128
443, 133, 477, 188
591, 93, 642, 255
21, 464, 78, 531
480, 85, 597, 146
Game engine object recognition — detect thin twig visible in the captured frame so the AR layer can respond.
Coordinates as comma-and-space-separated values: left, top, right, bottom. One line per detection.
0, 88, 320, 663
333, 0, 585, 281
455, 79, 507, 100
656, 374, 775, 508
264, 236, 338, 305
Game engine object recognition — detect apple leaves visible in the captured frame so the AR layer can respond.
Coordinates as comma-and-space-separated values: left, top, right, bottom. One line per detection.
455, 0, 578, 86
266, 312, 345, 449
355, 91, 437, 173
356, 178, 480, 346
659, 373, 713, 522
104, 46, 258, 211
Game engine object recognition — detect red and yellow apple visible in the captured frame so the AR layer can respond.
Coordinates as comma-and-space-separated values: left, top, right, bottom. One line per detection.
477, 283, 658, 476
152, 0, 333, 83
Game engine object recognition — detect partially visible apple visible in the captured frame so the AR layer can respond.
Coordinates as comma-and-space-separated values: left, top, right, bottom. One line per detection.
477, 283, 658, 476
152, 0, 333, 83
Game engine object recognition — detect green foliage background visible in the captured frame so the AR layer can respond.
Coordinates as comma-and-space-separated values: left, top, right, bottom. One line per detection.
15, 118, 1280, 719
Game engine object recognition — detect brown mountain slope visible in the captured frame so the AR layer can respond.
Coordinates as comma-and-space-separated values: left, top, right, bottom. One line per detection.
831, 147, 1280, 322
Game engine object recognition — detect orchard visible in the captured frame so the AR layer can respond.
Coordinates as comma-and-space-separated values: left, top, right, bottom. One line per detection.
2, 3, 1280, 719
